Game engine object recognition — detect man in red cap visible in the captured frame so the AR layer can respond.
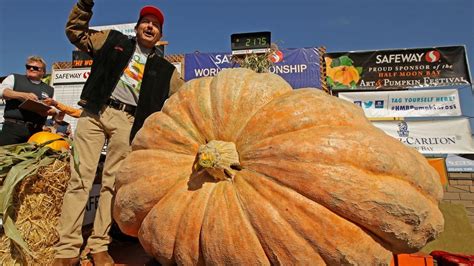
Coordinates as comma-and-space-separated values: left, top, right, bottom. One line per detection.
53, 0, 184, 265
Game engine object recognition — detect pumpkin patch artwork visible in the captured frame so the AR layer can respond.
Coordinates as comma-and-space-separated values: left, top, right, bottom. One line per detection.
325, 56, 362, 89
114, 68, 444, 265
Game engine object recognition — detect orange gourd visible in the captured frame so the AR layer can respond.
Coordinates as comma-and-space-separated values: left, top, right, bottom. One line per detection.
28, 131, 69, 151
114, 68, 444, 265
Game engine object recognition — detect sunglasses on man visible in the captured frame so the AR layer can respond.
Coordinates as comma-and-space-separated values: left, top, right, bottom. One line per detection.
25, 64, 43, 71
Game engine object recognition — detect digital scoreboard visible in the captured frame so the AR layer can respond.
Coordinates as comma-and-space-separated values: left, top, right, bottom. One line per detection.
231, 31, 271, 55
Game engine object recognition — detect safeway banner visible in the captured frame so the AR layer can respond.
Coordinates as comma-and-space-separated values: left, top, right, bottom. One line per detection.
52, 68, 91, 85
325, 46, 471, 91
372, 118, 474, 154
338, 89, 462, 118
184, 47, 321, 89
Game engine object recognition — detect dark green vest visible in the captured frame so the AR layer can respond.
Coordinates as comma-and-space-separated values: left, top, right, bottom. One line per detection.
79, 30, 175, 142
4, 74, 54, 124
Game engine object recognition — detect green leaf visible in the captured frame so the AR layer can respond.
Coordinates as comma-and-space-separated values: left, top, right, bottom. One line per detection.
350, 80, 358, 88
3, 214, 32, 259
338, 56, 354, 66
326, 77, 335, 86
332, 82, 350, 90
356, 67, 363, 75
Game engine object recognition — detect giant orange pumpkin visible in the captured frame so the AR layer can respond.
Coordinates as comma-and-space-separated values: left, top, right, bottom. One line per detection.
114, 68, 444, 265
28, 131, 70, 151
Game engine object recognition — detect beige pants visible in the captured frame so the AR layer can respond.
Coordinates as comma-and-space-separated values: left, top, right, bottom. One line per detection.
55, 106, 134, 258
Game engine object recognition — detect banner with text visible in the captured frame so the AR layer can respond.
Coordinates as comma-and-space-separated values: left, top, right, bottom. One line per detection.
184, 48, 321, 89
446, 154, 474, 172
338, 89, 462, 117
325, 46, 471, 91
72, 50, 93, 68
51, 68, 91, 131
372, 118, 474, 154
52, 68, 91, 85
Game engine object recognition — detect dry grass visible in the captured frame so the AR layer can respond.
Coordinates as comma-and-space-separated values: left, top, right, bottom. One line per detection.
0, 159, 70, 265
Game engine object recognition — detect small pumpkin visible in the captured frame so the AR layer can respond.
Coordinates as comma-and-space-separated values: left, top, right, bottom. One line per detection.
327, 65, 360, 86
114, 68, 444, 265
28, 131, 70, 151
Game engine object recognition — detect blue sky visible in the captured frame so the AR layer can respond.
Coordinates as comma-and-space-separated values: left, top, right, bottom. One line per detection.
0, 0, 473, 77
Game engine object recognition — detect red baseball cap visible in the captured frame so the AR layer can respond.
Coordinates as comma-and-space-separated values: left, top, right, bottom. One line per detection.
139, 6, 164, 29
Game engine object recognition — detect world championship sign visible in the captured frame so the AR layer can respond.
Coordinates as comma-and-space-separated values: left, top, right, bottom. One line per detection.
325, 46, 471, 91
185, 48, 322, 89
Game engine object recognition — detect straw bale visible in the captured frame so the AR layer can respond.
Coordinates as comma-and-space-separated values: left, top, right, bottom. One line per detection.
0, 159, 70, 265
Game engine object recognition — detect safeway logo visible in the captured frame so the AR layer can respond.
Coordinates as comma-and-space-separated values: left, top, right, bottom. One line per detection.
83, 71, 90, 79
425, 50, 440, 63
54, 69, 91, 84
269, 50, 284, 63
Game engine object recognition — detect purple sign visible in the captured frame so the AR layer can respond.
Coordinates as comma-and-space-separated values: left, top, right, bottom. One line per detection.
184, 48, 322, 89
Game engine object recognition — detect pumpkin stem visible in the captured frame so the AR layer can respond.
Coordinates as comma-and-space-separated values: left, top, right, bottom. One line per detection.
197, 140, 241, 181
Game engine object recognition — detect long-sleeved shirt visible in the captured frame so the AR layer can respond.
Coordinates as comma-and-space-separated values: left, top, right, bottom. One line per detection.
55, 101, 83, 118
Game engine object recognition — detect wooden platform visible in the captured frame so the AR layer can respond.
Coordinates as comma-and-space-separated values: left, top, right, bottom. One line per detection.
109, 237, 157, 266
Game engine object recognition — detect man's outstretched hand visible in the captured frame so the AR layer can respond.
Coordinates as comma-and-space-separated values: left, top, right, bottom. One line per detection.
78, 0, 94, 11
43, 97, 58, 107
39, 107, 58, 117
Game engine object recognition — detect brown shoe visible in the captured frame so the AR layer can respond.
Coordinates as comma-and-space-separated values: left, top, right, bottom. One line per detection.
51, 257, 80, 266
91, 251, 114, 265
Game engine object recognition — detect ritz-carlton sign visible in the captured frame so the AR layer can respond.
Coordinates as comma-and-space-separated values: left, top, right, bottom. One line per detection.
372, 118, 474, 154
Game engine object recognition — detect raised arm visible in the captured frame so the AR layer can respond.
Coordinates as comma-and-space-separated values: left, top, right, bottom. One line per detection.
65, 0, 110, 57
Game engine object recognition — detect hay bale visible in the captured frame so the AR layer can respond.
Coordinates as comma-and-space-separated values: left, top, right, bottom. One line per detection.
0, 159, 70, 265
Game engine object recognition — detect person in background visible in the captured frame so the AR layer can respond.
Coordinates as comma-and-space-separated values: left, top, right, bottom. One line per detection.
42, 98, 83, 139
53, 0, 184, 265
0, 56, 56, 145
43, 111, 73, 138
